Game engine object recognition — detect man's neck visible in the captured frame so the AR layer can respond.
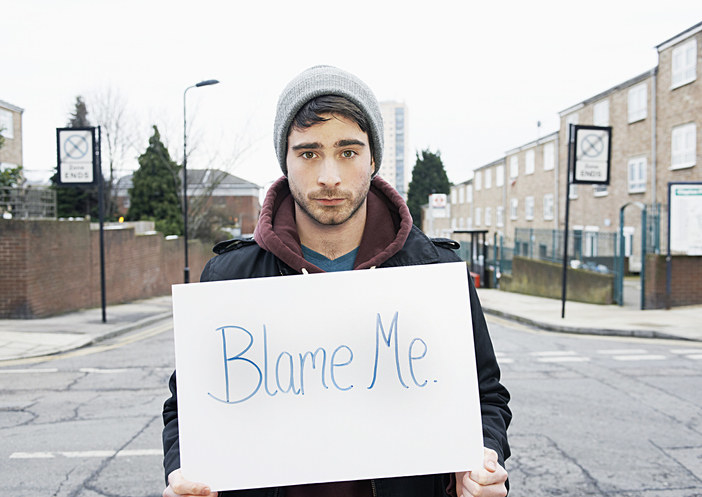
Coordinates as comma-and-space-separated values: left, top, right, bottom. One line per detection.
295, 202, 367, 260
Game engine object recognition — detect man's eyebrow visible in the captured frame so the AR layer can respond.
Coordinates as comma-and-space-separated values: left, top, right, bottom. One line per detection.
291, 142, 322, 151
335, 139, 366, 148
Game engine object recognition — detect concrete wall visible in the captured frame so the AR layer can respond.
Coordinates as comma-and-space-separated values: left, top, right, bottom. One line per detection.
645, 254, 702, 309
0, 219, 214, 318
500, 256, 614, 305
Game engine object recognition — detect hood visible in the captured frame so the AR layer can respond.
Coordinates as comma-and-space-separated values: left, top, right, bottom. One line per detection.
253, 175, 413, 274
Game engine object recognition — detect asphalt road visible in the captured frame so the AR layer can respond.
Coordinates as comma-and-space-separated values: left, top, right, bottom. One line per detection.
1, 316, 701, 496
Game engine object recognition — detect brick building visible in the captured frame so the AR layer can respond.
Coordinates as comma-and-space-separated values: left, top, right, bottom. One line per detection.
114, 169, 261, 235
441, 21, 702, 267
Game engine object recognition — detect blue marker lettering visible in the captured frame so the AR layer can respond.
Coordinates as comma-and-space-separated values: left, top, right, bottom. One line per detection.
299, 348, 329, 395
408, 338, 428, 387
208, 326, 262, 404
331, 345, 353, 391
368, 312, 409, 389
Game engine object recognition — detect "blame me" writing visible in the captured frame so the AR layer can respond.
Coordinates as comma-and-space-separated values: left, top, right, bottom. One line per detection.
208, 312, 430, 404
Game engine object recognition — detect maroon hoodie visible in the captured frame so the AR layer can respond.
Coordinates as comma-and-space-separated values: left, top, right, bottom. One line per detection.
253, 175, 414, 273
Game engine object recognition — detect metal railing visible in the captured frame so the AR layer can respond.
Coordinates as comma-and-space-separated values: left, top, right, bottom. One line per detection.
0, 187, 57, 219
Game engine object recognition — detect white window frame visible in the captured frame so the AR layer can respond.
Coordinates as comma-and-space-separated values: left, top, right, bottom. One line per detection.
525, 149, 535, 175
451, 188, 457, 205
627, 156, 647, 193
509, 156, 518, 178
485, 169, 492, 189
510, 198, 518, 220
569, 184, 578, 199
485, 207, 492, 226
593, 100, 610, 126
543, 194, 554, 220
672, 39, 697, 89
496, 206, 504, 227
0, 109, 13, 139
496, 164, 504, 187
525, 196, 534, 221
543, 142, 554, 171
475, 207, 482, 226
671, 122, 697, 170
466, 186, 473, 203
628, 83, 647, 123
458, 186, 465, 204
475, 171, 482, 191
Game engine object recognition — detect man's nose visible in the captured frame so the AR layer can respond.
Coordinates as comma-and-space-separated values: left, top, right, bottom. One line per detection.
317, 158, 341, 187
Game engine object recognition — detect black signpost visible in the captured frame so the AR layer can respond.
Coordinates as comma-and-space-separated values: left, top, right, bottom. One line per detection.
56, 126, 107, 323
561, 124, 612, 318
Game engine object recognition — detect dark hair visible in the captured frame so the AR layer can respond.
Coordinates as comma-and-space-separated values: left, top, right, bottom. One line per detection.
290, 95, 372, 145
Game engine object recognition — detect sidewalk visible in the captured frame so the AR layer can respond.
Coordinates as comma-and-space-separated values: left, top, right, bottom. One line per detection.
0, 290, 700, 364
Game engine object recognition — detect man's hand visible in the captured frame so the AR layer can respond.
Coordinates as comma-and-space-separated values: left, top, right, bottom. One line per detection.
163, 469, 218, 497
455, 447, 508, 497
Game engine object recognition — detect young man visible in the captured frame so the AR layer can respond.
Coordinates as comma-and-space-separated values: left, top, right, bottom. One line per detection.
162, 65, 511, 497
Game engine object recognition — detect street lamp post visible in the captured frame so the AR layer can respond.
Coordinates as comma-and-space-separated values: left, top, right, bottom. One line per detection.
183, 79, 219, 283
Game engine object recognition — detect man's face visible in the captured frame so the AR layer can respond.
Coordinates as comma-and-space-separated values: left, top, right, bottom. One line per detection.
286, 114, 374, 227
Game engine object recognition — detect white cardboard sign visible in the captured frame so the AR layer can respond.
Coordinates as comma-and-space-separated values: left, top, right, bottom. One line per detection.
172, 261, 483, 491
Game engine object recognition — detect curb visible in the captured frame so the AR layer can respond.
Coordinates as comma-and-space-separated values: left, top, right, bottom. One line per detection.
482, 307, 700, 342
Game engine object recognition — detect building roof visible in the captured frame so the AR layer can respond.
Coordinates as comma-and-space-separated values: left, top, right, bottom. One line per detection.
656, 20, 702, 51
114, 169, 261, 197
0, 100, 24, 113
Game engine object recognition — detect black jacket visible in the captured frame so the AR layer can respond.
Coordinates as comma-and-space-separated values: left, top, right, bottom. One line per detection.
162, 177, 511, 496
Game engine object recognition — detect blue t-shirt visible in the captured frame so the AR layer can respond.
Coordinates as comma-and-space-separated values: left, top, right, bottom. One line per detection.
301, 245, 359, 272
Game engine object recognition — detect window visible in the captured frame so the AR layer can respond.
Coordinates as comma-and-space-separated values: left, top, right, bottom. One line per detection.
475, 171, 482, 191
485, 169, 492, 189
496, 206, 504, 227
466, 186, 473, 203
451, 218, 457, 230
451, 189, 457, 205
543, 142, 554, 171
475, 207, 482, 226
496, 165, 504, 187
458, 186, 465, 204
593, 100, 609, 126
525, 196, 534, 221
0, 109, 13, 139
671, 122, 697, 169
628, 83, 647, 123
628, 156, 647, 193
525, 150, 535, 175
672, 39, 697, 88
510, 199, 518, 220
485, 207, 492, 226
543, 194, 554, 220
566, 113, 579, 127
509, 156, 518, 178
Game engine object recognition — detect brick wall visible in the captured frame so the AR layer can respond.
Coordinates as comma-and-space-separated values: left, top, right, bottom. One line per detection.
645, 254, 702, 309
0, 220, 214, 318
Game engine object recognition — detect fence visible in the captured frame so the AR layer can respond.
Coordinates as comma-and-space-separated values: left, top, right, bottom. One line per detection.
0, 187, 56, 219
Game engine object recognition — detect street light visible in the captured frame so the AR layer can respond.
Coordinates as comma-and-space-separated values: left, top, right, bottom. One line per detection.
183, 79, 219, 283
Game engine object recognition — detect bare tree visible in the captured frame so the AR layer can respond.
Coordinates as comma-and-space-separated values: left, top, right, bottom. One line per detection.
90, 87, 137, 218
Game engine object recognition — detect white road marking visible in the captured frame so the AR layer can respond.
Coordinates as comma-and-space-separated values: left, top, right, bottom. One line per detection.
498, 358, 514, 364
79, 368, 131, 374
537, 356, 590, 363
9, 449, 162, 459
597, 349, 648, 355
10, 452, 55, 459
687, 355, 702, 360
613, 354, 667, 361
531, 351, 577, 357
670, 349, 702, 355
0, 368, 59, 374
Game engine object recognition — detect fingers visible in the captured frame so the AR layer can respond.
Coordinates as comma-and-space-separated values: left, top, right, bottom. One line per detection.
165, 469, 218, 497
456, 448, 508, 496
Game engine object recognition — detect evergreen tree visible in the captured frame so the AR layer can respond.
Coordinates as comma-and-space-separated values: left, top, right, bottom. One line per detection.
128, 126, 183, 235
51, 95, 103, 218
406, 149, 451, 228
0, 128, 23, 187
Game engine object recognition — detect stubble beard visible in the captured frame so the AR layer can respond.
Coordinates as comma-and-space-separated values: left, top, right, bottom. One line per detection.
290, 183, 371, 226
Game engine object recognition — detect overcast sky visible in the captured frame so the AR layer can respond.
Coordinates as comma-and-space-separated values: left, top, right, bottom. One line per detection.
3, 1, 700, 188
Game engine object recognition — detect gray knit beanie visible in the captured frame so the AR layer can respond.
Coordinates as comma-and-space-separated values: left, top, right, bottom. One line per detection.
274, 65, 384, 177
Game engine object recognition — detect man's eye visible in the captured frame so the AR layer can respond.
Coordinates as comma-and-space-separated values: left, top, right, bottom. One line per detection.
341, 150, 357, 158
301, 151, 316, 159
